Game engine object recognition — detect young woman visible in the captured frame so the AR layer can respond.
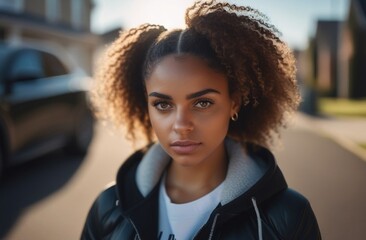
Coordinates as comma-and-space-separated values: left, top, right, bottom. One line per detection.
82, 1, 321, 239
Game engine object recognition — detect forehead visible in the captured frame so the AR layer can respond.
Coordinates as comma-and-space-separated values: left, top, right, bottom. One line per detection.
145, 54, 228, 94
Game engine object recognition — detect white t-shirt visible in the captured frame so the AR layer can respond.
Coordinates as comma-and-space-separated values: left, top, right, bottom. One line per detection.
158, 177, 224, 240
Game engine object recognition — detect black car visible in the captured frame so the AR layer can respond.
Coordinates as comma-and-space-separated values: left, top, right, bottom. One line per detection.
0, 43, 94, 177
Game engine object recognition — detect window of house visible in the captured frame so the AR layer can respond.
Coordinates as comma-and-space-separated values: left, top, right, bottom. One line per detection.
45, 0, 60, 23
0, 0, 24, 12
71, 0, 84, 29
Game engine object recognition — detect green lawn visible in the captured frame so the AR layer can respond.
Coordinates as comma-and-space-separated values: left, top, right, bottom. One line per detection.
359, 143, 366, 150
319, 98, 366, 118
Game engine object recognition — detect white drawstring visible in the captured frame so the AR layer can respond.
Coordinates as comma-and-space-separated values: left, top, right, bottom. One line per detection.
129, 219, 141, 240
251, 197, 263, 240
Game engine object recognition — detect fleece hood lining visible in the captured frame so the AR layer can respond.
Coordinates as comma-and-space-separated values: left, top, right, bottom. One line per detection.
136, 138, 266, 205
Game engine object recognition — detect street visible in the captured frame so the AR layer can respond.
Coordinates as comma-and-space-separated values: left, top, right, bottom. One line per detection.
275, 129, 366, 240
1, 122, 366, 239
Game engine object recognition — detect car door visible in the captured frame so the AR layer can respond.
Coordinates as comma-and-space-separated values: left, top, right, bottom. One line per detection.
3, 49, 72, 163
38, 51, 78, 142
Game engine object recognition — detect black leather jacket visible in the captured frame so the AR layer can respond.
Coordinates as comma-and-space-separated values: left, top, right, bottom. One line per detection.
81, 141, 321, 240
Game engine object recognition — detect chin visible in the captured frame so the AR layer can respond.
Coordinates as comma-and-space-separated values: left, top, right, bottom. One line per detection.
170, 154, 205, 168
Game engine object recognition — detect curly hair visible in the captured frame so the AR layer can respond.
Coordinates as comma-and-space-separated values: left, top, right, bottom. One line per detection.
92, 0, 300, 147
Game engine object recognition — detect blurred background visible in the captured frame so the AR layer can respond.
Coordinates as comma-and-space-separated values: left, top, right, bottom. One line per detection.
0, 0, 365, 239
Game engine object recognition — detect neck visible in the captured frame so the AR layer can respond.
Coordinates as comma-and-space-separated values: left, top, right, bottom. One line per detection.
165, 143, 228, 203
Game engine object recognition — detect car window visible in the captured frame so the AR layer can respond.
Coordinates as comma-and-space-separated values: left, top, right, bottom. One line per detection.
0, 45, 12, 81
42, 52, 69, 77
8, 50, 44, 82
0, 45, 11, 63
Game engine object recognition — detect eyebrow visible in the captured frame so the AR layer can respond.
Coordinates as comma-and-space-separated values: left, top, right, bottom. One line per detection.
186, 88, 221, 99
148, 88, 221, 100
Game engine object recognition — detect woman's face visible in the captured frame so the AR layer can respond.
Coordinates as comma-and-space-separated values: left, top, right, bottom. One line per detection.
145, 54, 239, 167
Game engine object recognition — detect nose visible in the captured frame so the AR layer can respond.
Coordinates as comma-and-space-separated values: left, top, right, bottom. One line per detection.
172, 107, 194, 134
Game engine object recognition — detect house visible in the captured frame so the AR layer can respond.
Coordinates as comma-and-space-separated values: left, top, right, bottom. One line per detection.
312, 20, 342, 97
294, 47, 319, 115
0, 0, 99, 74
338, 0, 366, 98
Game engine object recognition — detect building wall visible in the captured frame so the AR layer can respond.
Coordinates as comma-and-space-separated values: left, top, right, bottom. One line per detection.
338, 0, 366, 98
0, 0, 98, 74
317, 48, 331, 91
338, 23, 353, 98
313, 21, 341, 97
24, 0, 45, 18
59, 0, 71, 27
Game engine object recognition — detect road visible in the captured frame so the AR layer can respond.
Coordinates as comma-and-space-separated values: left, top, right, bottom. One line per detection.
275, 129, 366, 240
1, 123, 365, 239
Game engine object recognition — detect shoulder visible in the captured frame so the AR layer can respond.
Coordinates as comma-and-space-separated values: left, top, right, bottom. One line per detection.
93, 184, 119, 214
86, 184, 119, 220
267, 188, 310, 213
262, 188, 321, 240
81, 184, 121, 239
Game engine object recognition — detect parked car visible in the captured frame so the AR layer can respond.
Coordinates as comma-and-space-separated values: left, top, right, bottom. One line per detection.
0, 43, 94, 178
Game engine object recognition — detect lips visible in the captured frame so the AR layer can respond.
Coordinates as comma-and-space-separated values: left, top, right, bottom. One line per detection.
170, 140, 201, 154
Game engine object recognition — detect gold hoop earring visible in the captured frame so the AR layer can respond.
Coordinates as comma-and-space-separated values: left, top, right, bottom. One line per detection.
231, 112, 238, 121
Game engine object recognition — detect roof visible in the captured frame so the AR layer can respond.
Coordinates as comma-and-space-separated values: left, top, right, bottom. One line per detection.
315, 20, 342, 50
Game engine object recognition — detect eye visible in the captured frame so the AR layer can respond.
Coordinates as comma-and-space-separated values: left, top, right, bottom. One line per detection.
194, 99, 214, 109
152, 101, 172, 111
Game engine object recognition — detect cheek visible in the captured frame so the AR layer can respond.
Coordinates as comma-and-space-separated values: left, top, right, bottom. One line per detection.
196, 106, 231, 131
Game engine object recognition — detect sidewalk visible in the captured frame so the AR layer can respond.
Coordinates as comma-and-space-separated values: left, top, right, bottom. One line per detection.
290, 112, 366, 162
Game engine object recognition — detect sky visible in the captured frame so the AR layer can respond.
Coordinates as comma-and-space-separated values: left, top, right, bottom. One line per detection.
91, 0, 350, 50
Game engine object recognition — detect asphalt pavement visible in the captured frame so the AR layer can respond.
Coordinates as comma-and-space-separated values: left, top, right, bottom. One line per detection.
293, 113, 366, 162
275, 129, 366, 240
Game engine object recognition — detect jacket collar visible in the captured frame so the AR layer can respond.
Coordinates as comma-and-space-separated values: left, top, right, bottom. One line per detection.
134, 138, 267, 205
217, 143, 288, 215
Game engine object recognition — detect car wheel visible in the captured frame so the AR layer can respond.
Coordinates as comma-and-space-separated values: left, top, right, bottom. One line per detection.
66, 110, 94, 155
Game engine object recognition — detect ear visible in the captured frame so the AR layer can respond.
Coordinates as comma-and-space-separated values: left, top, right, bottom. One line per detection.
230, 92, 241, 115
